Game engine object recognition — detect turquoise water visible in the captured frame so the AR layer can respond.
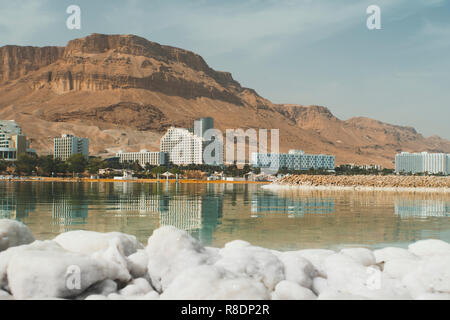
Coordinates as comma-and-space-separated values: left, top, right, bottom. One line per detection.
1, 181, 449, 251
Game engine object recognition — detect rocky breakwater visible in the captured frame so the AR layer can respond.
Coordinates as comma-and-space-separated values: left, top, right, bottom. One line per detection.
267, 175, 450, 192
1, 219, 450, 300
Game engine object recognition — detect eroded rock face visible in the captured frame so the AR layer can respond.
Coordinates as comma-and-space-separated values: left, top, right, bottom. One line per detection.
24, 34, 250, 107
0, 45, 64, 84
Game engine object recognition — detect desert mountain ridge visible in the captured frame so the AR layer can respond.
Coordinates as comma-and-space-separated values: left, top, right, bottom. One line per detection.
1, 33, 449, 168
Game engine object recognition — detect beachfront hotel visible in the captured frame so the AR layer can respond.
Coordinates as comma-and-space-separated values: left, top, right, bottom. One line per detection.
395, 152, 450, 175
0, 120, 35, 161
251, 150, 335, 171
116, 150, 168, 167
160, 117, 223, 166
53, 134, 89, 161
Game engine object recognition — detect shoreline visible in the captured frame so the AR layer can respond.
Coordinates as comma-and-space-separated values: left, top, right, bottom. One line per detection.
268, 174, 450, 193
263, 184, 450, 193
0, 177, 270, 185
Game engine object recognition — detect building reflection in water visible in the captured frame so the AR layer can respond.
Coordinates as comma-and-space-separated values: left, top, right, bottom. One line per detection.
115, 183, 223, 245
395, 199, 450, 218
0, 194, 36, 220
251, 193, 335, 217
52, 197, 89, 232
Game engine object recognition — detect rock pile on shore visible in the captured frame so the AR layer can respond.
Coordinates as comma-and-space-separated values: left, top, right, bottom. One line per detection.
275, 175, 450, 189
1, 219, 450, 300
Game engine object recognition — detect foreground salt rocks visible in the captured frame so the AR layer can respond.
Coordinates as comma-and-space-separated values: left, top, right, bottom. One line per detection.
0, 220, 35, 252
0, 219, 449, 300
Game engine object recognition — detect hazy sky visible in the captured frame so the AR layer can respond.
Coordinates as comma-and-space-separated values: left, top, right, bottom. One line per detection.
0, 0, 449, 139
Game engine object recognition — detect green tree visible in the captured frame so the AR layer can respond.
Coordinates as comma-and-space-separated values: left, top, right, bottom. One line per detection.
152, 166, 168, 176
15, 153, 38, 176
87, 157, 107, 175
0, 160, 8, 173
38, 155, 67, 176
66, 154, 88, 175
169, 167, 183, 175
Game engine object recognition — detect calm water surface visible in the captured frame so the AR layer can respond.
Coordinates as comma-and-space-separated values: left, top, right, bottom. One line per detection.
1, 181, 449, 251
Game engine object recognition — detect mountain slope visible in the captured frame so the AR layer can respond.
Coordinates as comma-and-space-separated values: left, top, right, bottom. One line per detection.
0, 33, 449, 168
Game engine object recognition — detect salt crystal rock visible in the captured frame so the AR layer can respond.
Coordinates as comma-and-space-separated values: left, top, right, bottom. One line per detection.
323, 253, 411, 299
85, 294, 108, 300
0, 219, 35, 252
77, 279, 118, 299
383, 259, 420, 279
408, 239, 450, 257
55, 230, 143, 282
323, 253, 368, 291
107, 293, 126, 300
160, 265, 269, 300
119, 278, 153, 296
277, 252, 317, 288
416, 293, 450, 300
0, 240, 128, 299
318, 290, 369, 300
340, 248, 376, 266
312, 277, 328, 295
146, 226, 212, 292
54, 230, 143, 257
215, 242, 285, 291
138, 291, 160, 300
127, 249, 149, 278
295, 249, 335, 278
271, 281, 317, 300
402, 255, 450, 298
0, 289, 13, 300
374, 247, 418, 264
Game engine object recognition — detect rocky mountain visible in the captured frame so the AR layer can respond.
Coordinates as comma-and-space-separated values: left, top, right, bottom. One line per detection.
1, 33, 449, 168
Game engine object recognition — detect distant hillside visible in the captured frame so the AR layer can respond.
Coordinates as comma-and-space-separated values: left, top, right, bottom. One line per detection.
1, 33, 449, 168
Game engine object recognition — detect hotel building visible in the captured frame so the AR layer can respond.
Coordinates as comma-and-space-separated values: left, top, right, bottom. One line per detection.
395, 152, 450, 175
53, 134, 89, 161
0, 120, 34, 161
116, 150, 168, 167
251, 150, 335, 171
160, 118, 223, 166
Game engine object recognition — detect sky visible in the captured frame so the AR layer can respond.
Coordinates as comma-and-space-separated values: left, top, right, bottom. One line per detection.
0, 0, 449, 139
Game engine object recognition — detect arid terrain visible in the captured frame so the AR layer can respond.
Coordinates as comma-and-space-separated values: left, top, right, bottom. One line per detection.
1, 33, 449, 167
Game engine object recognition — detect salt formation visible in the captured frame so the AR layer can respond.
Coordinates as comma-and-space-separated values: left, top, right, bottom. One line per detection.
0, 219, 449, 300
0, 220, 35, 251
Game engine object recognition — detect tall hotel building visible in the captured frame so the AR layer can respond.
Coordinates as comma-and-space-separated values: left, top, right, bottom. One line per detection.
160, 117, 223, 166
53, 134, 89, 161
395, 152, 450, 175
117, 150, 168, 167
251, 150, 335, 171
0, 120, 34, 161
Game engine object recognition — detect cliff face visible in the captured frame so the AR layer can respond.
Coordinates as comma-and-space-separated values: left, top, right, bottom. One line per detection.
0, 45, 64, 84
26, 34, 264, 107
0, 33, 449, 167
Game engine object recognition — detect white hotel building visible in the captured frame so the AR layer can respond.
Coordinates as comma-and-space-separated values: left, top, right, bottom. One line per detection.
251, 150, 335, 171
116, 150, 168, 167
395, 152, 450, 175
0, 120, 34, 161
53, 134, 89, 161
160, 127, 204, 165
160, 118, 223, 166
